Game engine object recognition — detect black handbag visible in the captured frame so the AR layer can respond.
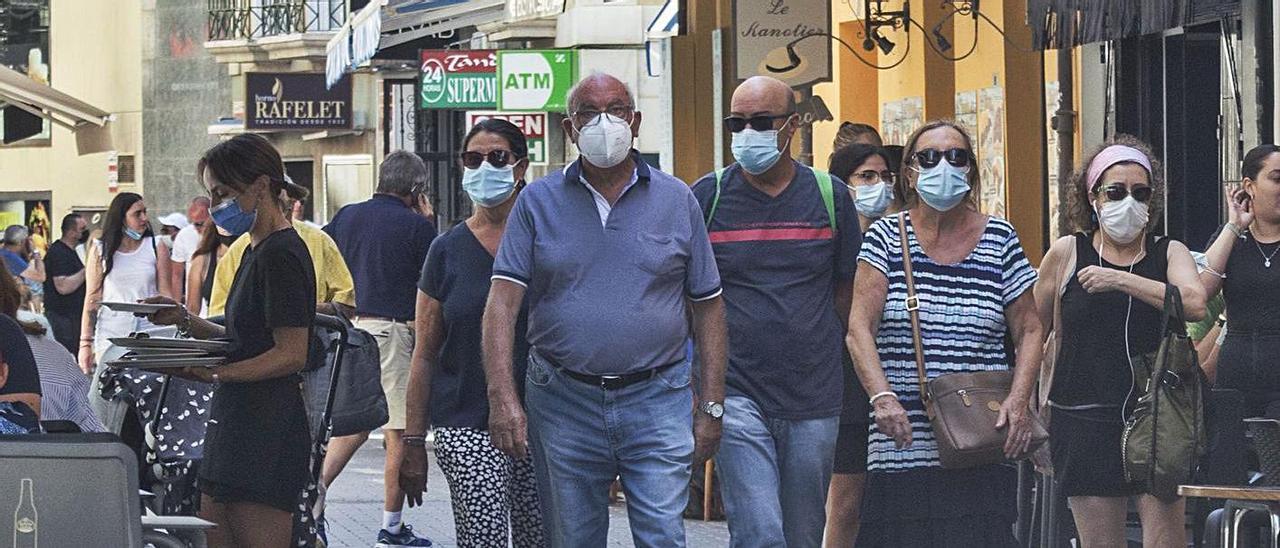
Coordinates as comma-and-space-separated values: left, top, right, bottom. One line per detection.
326, 315, 390, 437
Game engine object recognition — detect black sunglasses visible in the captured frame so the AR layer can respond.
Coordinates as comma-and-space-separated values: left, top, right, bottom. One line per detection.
1096, 184, 1154, 203
724, 114, 793, 133
460, 150, 517, 169
913, 148, 973, 169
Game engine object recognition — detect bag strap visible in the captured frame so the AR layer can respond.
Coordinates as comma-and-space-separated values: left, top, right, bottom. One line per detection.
810, 166, 837, 234
1161, 284, 1186, 336
898, 214, 930, 403
1038, 235, 1078, 410
705, 168, 727, 226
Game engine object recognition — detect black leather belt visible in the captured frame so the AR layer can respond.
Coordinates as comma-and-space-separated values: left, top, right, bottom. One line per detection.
562, 361, 678, 390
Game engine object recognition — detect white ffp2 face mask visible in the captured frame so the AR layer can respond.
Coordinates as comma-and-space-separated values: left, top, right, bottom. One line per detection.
575, 114, 633, 169
1096, 196, 1149, 244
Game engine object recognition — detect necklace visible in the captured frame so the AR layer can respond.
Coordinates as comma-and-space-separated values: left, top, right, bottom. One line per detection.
1254, 235, 1280, 268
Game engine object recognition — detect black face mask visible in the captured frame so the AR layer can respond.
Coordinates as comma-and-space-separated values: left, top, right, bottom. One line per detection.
77, 229, 90, 245
218, 234, 238, 247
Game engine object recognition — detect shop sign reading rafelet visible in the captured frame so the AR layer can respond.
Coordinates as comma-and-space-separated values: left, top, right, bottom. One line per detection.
245, 73, 353, 130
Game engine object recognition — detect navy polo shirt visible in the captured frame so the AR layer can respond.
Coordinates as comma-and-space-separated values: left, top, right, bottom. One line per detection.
493, 154, 722, 376
692, 163, 861, 420
324, 194, 437, 321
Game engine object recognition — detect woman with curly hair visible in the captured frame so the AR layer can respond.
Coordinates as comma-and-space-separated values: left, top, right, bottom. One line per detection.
1034, 136, 1206, 547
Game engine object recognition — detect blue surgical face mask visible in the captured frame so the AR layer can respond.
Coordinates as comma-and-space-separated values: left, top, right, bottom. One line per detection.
462, 162, 518, 208
911, 162, 971, 212
731, 123, 792, 175
210, 195, 258, 236
852, 180, 894, 219
123, 227, 145, 241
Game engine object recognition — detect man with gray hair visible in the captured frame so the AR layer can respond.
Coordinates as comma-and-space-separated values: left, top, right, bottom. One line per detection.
2, 224, 46, 289
484, 72, 728, 547
323, 150, 437, 548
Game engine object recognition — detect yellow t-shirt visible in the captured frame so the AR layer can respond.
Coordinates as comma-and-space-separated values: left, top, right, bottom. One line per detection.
208, 220, 356, 316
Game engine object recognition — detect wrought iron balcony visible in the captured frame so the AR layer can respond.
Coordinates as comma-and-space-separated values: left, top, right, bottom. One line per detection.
208, 0, 348, 41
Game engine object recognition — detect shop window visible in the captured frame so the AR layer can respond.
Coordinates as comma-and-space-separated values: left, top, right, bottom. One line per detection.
0, 0, 51, 145
118, 155, 136, 184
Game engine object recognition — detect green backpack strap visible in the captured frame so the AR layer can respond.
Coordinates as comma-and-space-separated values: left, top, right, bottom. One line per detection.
707, 166, 836, 233
810, 166, 837, 234
706, 168, 726, 226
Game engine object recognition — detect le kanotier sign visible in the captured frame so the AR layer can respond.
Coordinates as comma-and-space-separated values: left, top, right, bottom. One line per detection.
465, 111, 548, 165
420, 50, 498, 110
733, 0, 831, 88
496, 50, 577, 112
245, 73, 353, 130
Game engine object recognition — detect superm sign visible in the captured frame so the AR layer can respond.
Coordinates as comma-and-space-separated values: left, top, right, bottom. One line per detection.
245, 73, 353, 130
420, 50, 498, 109
496, 50, 577, 112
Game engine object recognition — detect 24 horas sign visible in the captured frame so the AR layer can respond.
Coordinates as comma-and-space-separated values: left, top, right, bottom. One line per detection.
245, 72, 352, 130
420, 50, 498, 110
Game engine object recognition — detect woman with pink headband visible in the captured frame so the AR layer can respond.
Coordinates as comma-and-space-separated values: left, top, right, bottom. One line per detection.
1034, 136, 1206, 547
1199, 144, 1280, 415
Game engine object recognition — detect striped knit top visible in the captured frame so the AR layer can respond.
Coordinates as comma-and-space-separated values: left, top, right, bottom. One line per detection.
859, 212, 1037, 471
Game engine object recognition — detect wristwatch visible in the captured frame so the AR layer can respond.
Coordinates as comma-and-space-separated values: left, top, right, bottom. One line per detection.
698, 401, 724, 420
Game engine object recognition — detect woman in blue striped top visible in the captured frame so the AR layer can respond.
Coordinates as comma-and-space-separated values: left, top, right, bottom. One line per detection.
846, 120, 1045, 547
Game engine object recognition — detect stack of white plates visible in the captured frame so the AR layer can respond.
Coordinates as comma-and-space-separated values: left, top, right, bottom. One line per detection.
106, 335, 230, 369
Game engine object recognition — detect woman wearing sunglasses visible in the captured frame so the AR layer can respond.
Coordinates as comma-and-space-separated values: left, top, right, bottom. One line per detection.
1200, 144, 1280, 416
822, 142, 897, 547
399, 118, 544, 547
1035, 136, 1205, 548
846, 120, 1045, 546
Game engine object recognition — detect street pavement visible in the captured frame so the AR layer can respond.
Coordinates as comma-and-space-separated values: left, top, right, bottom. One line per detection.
323, 430, 731, 547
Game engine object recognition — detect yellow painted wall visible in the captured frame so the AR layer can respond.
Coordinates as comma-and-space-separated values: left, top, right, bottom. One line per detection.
0, 0, 143, 221
811, 0, 1048, 260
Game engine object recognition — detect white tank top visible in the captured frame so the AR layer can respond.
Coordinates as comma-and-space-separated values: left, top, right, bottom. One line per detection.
93, 237, 159, 354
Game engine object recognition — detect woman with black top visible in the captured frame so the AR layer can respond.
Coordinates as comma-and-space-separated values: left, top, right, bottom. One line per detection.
823, 143, 897, 547
1035, 137, 1205, 548
398, 119, 544, 547
1200, 144, 1280, 416
146, 133, 316, 548
185, 223, 233, 318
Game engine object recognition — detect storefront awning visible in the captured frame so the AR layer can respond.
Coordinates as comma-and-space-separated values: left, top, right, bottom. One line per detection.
647, 0, 681, 40
0, 65, 113, 154
1028, 0, 1240, 50
326, 0, 387, 88
380, 0, 504, 49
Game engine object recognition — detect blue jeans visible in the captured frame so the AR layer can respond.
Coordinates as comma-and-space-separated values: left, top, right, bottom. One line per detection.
524, 351, 694, 548
718, 395, 839, 548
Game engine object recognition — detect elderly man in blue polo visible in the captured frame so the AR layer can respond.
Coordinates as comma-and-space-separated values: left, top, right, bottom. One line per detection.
481, 71, 729, 547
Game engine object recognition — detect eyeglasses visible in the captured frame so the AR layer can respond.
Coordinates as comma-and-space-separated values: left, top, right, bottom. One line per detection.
913, 148, 973, 169
723, 114, 794, 133
1096, 184, 1154, 203
850, 170, 897, 185
572, 106, 635, 128
460, 150, 517, 169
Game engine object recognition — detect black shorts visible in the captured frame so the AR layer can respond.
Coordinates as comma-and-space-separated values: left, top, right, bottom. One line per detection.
833, 421, 870, 474
200, 477, 300, 514
1050, 407, 1142, 497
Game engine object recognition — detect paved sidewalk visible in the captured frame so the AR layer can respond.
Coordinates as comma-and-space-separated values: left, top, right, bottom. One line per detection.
323, 431, 730, 547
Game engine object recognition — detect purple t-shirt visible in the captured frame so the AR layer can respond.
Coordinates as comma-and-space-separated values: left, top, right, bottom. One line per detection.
692, 163, 861, 419
493, 155, 722, 376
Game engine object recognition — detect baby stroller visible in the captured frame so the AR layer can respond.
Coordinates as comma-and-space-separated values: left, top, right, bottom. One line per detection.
99, 314, 350, 547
